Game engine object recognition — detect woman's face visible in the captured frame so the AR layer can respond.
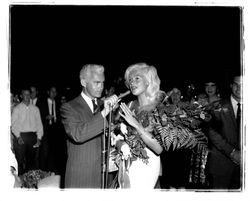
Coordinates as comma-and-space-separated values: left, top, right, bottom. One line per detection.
205, 82, 217, 97
128, 71, 148, 96
171, 92, 181, 104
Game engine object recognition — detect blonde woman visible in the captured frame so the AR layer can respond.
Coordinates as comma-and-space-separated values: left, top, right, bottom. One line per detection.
116, 63, 164, 189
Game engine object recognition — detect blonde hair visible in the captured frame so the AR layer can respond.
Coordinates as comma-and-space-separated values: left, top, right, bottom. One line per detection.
124, 63, 161, 102
79, 64, 104, 81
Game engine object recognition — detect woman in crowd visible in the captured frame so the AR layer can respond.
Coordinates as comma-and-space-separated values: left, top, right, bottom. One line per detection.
204, 79, 221, 104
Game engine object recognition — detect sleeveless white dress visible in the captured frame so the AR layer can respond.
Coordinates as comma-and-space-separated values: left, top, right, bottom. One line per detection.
126, 147, 160, 189
117, 100, 161, 189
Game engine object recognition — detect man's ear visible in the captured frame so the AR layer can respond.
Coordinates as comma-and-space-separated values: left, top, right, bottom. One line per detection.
80, 79, 87, 87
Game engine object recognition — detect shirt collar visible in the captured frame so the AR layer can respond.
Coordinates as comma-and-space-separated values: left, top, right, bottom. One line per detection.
81, 91, 96, 112
231, 95, 241, 105
231, 95, 237, 106
47, 98, 55, 104
21, 102, 31, 108
30, 97, 37, 104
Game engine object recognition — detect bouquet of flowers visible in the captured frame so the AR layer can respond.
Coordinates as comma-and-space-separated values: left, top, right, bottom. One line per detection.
19, 169, 54, 189
112, 120, 149, 165
110, 91, 217, 188
112, 93, 212, 164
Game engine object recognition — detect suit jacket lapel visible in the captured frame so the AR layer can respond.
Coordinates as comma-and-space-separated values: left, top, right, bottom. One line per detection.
76, 95, 93, 117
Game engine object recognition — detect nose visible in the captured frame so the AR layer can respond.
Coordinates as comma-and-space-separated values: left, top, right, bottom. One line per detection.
99, 83, 104, 91
129, 79, 136, 87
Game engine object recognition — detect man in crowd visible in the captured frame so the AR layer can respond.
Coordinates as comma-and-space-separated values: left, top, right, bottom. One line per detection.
60, 64, 118, 188
30, 86, 43, 109
11, 88, 43, 175
207, 75, 242, 189
39, 86, 64, 174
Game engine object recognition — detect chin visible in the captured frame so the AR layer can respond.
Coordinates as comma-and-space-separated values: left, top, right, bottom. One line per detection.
95, 94, 101, 98
131, 90, 138, 96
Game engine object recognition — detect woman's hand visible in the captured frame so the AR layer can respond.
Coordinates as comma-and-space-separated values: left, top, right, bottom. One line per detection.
119, 102, 140, 130
119, 103, 163, 155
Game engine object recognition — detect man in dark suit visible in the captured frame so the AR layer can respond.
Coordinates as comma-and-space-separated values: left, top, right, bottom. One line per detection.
207, 75, 242, 190
39, 86, 66, 175
60, 64, 118, 188
30, 86, 43, 110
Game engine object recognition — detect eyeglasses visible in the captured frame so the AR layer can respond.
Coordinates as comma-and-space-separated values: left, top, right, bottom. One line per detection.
232, 82, 242, 88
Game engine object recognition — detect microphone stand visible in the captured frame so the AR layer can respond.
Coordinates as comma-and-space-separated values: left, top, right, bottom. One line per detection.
101, 113, 106, 189
105, 105, 112, 188
102, 104, 113, 189
101, 91, 130, 189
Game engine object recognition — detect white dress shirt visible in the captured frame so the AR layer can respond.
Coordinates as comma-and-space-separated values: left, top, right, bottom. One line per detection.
30, 97, 37, 105
11, 102, 43, 140
47, 98, 56, 124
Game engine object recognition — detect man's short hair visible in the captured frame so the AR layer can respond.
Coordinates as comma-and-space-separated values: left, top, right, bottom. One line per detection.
79, 64, 105, 81
21, 86, 31, 94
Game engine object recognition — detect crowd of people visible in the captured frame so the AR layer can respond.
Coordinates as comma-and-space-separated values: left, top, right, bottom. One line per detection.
10, 63, 243, 190
11, 85, 67, 187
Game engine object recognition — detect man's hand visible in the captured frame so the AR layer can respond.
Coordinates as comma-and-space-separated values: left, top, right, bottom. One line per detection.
33, 139, 41, 148
101, 95, 119, 117
17, 136, 24, 145
46, 114, 54, 120
230, 149, 240, 165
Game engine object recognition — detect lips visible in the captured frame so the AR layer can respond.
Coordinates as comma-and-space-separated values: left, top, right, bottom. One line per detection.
131, 86, 137, 91
95, 91, 102, 96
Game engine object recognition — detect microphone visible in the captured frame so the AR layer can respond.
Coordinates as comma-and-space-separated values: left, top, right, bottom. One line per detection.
107, 91, 130, 106
118, 90, 131, 100
102, 90, 131, 108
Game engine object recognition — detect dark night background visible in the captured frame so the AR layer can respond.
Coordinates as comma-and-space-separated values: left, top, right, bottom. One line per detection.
10, 5, 242, 99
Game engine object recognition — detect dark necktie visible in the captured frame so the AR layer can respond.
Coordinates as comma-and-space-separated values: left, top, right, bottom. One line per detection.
236, 103, 241, 129
92, 99, 98, 114
236, 102, 241, 148
51, 101, 55, 123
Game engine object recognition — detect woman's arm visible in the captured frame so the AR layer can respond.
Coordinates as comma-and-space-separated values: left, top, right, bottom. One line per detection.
119, 102, 163, 155
136, 124, 163, 155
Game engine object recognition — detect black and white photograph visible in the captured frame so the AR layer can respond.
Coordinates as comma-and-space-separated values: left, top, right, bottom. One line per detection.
1, 0, 249, 199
